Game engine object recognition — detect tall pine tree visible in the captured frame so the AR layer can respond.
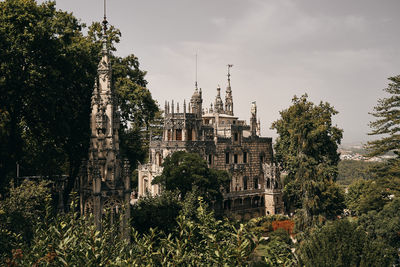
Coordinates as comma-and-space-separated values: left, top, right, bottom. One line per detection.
368, 75, 400, 157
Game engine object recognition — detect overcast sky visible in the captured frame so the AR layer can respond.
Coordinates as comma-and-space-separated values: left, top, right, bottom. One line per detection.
41, 0, 400, 144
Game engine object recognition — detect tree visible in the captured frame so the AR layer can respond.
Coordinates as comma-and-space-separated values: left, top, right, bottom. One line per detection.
0, 0, 159, 204
367, 75, 400, 157
358, 198, 400, 250
345, 179, 390, 215
131, 190, 182, 234
0, 0, 99, 194
0, 180, 51, 259
271, 94, 344, 223
297, 219, 396, 267
152, 151, 230, 201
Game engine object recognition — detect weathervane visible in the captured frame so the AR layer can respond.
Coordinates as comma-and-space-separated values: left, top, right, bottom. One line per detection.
227, 64, 233, 80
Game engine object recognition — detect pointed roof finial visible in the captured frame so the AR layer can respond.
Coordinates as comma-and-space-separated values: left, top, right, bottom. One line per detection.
103, 0, 108, 34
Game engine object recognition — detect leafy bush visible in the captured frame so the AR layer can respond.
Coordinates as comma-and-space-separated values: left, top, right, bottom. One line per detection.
297, 219, 396, 267
0, 180, 51, 260
131, 190, 181, 234
3, 195, 298, 266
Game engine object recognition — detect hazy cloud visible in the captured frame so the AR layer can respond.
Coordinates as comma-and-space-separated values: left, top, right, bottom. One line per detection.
38, 0, 400, 143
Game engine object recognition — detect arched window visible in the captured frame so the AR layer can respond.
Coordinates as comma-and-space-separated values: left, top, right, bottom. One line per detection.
176, 129, 182, 140
143, 177, 149, 193
243, 176, 248, 190
155, 153, 162, 166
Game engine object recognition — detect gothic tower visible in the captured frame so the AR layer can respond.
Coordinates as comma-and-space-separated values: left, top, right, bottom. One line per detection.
80, 13, 131, 235
225, 64, 234, 115
214, 86, 224, 113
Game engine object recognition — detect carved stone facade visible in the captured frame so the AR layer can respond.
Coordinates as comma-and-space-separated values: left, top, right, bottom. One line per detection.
79, 18, 130, 233
138, 70, 283, 219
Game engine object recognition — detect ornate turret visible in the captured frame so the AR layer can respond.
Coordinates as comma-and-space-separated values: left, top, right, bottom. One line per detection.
225, 64, 234, 115
190, 85, 203, 118
214, 86, 224, 114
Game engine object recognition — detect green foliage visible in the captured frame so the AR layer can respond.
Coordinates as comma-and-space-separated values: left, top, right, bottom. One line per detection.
152, 151, 230, 201
131, 190, 181, 234
260, 239, 296, 267
0, 180, 51, 260
272, 94, 342, 178
337, 160, 379, 186
271, 94, 344, 226
2, 195, 298, 266
0, 0, 158, 204
358, 198, 400, 250
248, 216, 297, 266
346, 179, 390, 215
0, 0, 99, 193
297, 219, 396, 267
268, 228, 292, 245
367, 75, 400, 157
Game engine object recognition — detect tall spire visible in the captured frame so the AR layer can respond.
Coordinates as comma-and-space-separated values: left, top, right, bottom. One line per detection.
82, 0, 131, 238
101, 0, 108, 54
225, 64, 234, 115
195, 53, 198, 90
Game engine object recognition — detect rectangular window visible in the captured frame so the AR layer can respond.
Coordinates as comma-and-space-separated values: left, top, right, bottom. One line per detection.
187, 128, 192, 141
176, 129, 182, 141
208, 154, 212, 165
225, 152, 230, 164
167, 130, 171, 141
243, 152, 247, 163
234, 154, 238, 164
234, 132, 238, 141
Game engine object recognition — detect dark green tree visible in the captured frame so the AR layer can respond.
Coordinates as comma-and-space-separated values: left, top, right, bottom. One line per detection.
345, 179, 390, 215
358, 198, 400, 250
152, 151, 230, 201
271, 94, 344, 224
131, 190, 182, 234
0, 0, 158, 202
0, 0, 99, 194
297, 219, 396, 267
